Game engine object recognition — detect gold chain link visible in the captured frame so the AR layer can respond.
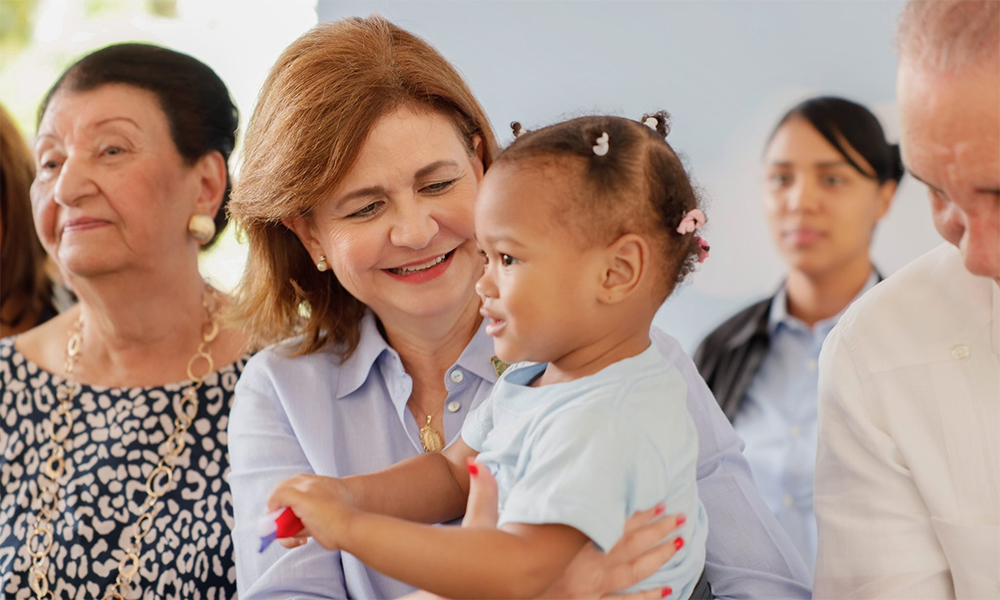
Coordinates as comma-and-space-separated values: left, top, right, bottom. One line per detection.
26, 285, 220, 600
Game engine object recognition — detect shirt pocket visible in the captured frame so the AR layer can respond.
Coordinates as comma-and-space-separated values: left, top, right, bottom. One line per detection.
930, 516, 1000, 599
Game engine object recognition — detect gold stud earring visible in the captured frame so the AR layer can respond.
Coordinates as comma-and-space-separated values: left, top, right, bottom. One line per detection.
316, 255, 329, 272
188, 214, 216, 245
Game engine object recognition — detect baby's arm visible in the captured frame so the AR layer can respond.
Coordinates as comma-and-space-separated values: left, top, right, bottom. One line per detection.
267, 438, 478, 550
313, 499, 590, 600
342, 438, 478, 523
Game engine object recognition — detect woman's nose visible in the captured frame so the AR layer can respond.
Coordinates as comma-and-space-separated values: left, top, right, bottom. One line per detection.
389, 197, 439, 250
53, 155, 97, 207
786, 180, 819, 212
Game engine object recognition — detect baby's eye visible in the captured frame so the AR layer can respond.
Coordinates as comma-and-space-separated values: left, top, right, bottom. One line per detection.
501, 254, 518, 266
822, 175, 845, 187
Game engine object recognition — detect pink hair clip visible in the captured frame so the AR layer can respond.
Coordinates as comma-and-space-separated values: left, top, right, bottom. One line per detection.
676, 209, 706, 235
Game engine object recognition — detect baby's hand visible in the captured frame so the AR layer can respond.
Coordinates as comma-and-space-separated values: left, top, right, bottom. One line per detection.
267, 474, 356, 551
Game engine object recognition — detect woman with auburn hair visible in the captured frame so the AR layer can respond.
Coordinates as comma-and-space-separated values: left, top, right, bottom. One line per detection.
1, 103, 60, 338
1, 44, 251, 599
228, 15, 811, 600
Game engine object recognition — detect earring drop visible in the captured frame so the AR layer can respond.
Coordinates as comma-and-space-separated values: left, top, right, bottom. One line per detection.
188, 214, 216, 245
316, 255, 329, 272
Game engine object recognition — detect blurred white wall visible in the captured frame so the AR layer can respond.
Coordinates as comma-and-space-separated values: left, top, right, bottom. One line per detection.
317, 0, 941, 353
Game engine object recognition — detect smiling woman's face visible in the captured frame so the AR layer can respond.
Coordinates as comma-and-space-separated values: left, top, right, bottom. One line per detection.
762, 116, 894, 279
286, 105, 485, 326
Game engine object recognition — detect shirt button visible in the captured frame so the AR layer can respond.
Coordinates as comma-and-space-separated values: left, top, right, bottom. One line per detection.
806, 359, 818, 371
951, 345, 971, 360
783, 494, 794, 508
449, 369, 465, 383
790, 426, 802, 438
447, 401, 461, 413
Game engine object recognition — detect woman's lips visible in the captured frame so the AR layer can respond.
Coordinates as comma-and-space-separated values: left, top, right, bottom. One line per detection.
384, 249, 455, 283
62, 217, 111, 233
785, 228, 824, 246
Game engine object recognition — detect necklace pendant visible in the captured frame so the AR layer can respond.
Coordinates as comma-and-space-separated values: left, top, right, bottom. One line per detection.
419, 415, 444, 453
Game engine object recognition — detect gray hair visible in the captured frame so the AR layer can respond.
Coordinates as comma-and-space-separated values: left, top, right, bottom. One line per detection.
896, 0, 999, 71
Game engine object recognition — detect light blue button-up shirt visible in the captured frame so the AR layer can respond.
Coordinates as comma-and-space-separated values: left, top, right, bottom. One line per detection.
230, 312, 812, 600
733, 273, 878, 577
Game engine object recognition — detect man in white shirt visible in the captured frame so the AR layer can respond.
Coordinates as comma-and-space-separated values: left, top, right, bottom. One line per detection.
814, 1, 1000, 598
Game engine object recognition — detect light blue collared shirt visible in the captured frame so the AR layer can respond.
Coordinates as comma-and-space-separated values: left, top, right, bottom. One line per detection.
230, 312, 812, 600
734, 273, 878, 577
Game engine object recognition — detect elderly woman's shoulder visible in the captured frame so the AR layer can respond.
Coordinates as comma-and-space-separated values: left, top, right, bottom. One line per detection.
1, 309, 80, 374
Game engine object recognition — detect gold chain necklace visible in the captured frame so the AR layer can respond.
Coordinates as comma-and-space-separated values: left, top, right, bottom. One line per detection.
25, 285, 220, 600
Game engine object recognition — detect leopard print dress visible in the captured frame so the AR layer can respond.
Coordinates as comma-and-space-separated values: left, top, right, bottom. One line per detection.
0, 337, 249, 599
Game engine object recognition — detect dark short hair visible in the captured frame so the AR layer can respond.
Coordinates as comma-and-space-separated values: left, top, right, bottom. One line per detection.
768, 96, 904, 185
39, 43, 239, 248
496, 112, 705, 300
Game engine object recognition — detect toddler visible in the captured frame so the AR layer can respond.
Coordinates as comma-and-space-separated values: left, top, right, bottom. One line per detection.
268, 113, 710, 599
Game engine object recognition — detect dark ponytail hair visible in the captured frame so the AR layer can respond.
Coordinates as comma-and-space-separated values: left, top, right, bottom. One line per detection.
768, 96, 904, 185
38, 43, 239, 249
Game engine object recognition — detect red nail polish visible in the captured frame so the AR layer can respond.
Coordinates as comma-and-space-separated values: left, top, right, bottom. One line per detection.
674, 537, 684, 551
676, 514, 686, 526
660, 587, 672, 598
654, 503, 665, 516
466, 459, 479, 477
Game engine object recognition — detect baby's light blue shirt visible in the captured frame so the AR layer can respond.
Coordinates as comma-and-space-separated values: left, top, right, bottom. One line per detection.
230, 311, 812, 600
463, 345, 708, 599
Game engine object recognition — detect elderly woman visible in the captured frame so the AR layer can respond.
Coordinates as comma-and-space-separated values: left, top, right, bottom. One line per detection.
228, 16, 810, 600
0, 44, 251, 599
1, 103, 60, 338
694, 96, 902, 574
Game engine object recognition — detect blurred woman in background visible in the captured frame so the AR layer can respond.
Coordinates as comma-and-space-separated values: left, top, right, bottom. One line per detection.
694, 96, 904, 575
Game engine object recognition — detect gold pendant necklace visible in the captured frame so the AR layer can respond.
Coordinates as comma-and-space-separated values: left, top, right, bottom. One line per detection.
25, 285, 220, 600
419, 413, 445, 453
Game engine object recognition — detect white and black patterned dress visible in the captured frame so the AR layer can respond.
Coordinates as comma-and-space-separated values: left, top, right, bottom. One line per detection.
0, 337, 250, 599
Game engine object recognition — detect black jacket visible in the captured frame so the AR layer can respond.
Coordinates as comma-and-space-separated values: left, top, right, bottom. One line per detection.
693, 297, 773, 421
693, 273, 882, 421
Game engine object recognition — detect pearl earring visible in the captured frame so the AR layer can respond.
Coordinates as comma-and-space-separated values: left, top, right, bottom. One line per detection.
188, 214, 216, 245
316, 255, 329, 272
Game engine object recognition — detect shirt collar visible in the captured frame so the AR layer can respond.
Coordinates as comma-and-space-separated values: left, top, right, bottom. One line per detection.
335, 311, 392, 399
334, 311, 501, 400
768, 270, 880, 336
455, 317, 503, 385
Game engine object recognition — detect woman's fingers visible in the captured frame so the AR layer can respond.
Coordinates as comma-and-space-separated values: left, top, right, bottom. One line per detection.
599, 514, 682, 592
611, 513, 682, 562
462, 461, 499, 529
622, 503, 663, 535
602, 537, 679, 592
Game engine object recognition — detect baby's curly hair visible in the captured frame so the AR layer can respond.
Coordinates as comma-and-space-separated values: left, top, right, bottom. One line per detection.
496, 112, 706, 300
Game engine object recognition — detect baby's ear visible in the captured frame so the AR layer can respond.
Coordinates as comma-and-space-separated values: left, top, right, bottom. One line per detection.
598, 233, 649, 304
